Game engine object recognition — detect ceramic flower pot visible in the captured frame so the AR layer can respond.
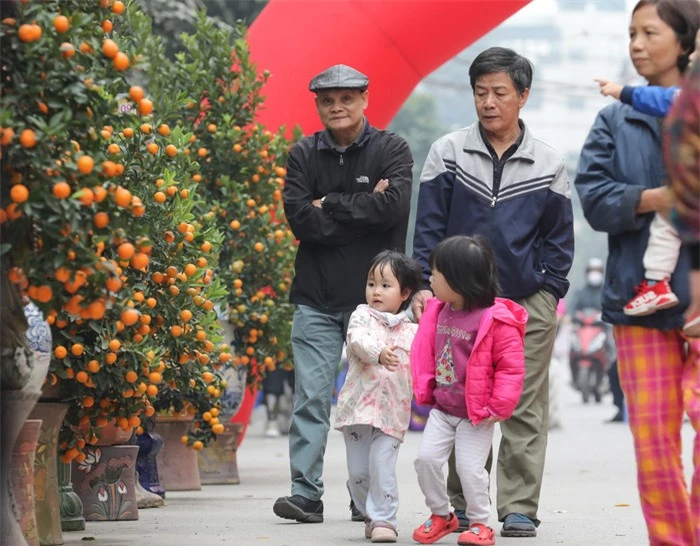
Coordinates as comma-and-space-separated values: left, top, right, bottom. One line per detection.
135, 416, 165, 499
218, 318, 248, 419
197, 422, 244, 485
11, 418, 42, 546
230, 385, 258, 447
29, 402, 68, 546
67, 419, 137, 523
2, 391, 41, 546
154, 415, 201, 492
219, 316, 258, 447
23, 302, 52, 393
71, 445, 139, 521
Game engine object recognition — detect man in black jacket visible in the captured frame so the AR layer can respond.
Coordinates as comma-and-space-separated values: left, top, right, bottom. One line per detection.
273, 64, 413, 523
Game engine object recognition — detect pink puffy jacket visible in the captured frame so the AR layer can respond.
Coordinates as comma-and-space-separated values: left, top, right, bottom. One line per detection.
410, 297, 527, 424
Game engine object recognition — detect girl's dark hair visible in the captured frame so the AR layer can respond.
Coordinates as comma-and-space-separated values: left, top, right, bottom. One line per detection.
469, 46, 534, 95
429, 235, 501, 310
633, 0, 700, 73
367, 250, 422, 312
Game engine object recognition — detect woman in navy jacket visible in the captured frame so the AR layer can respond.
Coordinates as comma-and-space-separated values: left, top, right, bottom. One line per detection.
575, 1, 699, 543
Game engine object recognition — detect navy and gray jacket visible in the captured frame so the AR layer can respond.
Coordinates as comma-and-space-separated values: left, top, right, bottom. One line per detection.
283, 122, 413, 311
413, 121, 574, 301
575, 102, 691, 329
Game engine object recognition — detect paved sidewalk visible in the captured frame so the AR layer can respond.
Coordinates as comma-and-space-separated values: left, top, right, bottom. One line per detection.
64, 385, 695, 545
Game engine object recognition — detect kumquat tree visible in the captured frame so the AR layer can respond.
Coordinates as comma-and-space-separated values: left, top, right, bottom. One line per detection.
155, 14, 297, 392
0, 0, 243, 460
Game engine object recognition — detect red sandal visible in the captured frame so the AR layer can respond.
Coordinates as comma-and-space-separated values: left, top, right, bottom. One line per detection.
412, 513, 458, 544
457, 523, 495, 545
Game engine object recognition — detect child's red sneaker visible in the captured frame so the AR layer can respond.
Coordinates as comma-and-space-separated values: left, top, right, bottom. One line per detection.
457, 523, 496, 545
412, 513, 459, 544
623, 279, 678, 316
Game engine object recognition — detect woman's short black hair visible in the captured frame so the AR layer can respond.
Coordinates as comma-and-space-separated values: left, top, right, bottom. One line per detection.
367, 250, 422, 312
469, 47, 534, 95
429, 235, 501, 310
633, 0, 700, 73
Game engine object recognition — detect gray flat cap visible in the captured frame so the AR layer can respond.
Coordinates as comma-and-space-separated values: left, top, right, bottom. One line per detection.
309, 64, 369, 92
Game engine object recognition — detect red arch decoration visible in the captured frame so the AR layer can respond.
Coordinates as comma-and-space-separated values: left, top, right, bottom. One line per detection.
248, 0, 531, 133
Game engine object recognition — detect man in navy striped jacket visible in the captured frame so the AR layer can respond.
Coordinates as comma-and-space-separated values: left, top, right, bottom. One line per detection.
411, 47, 574, 539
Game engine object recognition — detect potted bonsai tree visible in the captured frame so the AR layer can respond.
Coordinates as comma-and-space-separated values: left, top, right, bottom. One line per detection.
1, 0, 230, 526
165, 15, 297, 440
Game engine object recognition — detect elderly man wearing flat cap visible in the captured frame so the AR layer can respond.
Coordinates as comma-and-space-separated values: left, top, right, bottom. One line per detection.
273, 64, 413, 526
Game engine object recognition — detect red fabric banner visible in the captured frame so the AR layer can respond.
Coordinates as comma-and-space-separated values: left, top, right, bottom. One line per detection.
248, 0, 531, 134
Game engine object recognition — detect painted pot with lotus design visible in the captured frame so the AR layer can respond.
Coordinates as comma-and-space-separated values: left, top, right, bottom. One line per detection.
71, 445, 138, 521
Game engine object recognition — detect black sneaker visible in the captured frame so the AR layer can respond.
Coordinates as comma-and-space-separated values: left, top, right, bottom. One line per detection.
273, 495, 323, 523
453, 509, 470, 532
350, 499, 364, 522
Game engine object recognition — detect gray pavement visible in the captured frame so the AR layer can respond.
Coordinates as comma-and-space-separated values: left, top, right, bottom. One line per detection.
64, 384, 695, 546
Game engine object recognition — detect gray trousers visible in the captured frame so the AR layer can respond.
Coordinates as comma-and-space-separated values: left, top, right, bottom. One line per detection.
344, 425, 401, 529
289, 304, 353, 501
447, 289, 558, 523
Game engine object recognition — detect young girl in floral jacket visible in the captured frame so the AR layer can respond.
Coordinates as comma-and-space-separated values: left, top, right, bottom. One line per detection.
334, 250, 422, 543
411, 235, 527, 546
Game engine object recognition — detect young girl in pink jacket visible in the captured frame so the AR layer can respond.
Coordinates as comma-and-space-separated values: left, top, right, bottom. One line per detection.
334, 250, 423, 543
411, 236, 527, 546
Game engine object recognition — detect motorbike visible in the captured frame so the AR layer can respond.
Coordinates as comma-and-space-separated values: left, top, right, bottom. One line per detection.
569, 308, 610, 404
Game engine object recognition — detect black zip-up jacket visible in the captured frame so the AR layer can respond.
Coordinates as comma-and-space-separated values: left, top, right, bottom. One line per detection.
283, 122, 413, 311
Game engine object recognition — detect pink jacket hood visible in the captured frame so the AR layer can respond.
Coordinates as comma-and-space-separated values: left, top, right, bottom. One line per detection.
410, 297, 527, 424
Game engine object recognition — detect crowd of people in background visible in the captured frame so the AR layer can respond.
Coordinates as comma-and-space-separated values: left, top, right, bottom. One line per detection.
268, 0, 699, 544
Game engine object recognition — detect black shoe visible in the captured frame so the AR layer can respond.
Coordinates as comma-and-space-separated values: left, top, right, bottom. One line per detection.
453, 509, 470, 532
501, 512, 537, 537
273, 495, 323, 523
349, 499, 364, 522
605, 410, 624, 423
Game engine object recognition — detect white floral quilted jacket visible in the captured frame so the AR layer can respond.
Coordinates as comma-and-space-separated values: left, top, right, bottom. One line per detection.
334, 304, 418, 441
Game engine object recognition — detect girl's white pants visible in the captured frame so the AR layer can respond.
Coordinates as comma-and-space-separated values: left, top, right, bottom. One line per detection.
414, 408, 494, 525
343, 425, 401, 529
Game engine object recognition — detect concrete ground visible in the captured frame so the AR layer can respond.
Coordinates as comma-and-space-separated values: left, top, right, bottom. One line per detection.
64, 384, 695, 546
